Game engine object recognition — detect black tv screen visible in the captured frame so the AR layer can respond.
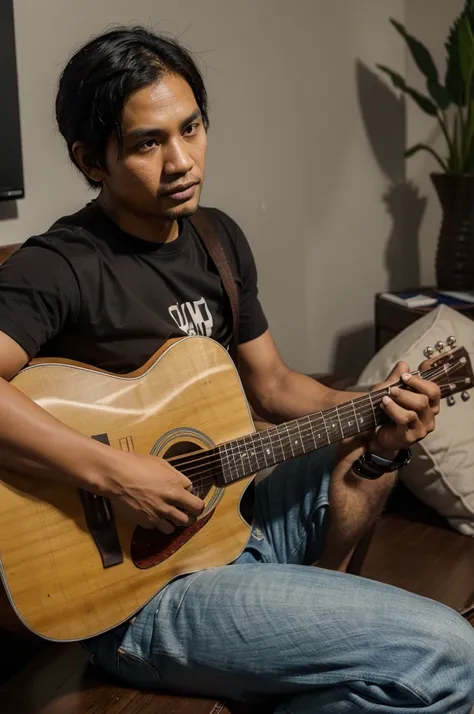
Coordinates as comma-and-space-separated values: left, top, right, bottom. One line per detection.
0, 0, 24, 200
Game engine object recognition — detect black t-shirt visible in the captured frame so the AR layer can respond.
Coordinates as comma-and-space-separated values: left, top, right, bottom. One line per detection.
0, 203, 268, 373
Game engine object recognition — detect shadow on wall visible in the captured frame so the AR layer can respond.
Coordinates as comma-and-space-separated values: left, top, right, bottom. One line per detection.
332, 323, 374, 380
355, 60, 426, 290
331, 61, 427, 379
0, 202, 18, 221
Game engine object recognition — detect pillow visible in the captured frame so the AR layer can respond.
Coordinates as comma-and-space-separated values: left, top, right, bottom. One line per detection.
358, 304, 474, 537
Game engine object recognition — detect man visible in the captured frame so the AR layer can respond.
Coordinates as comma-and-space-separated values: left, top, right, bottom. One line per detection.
0, 26, 473, 713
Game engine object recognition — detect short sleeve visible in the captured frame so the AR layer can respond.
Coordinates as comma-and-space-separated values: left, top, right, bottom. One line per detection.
0, 243, 80, 359
211, 209, 268, 344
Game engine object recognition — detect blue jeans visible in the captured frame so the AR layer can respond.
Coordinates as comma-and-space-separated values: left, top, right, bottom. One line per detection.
85, 448, 474, 712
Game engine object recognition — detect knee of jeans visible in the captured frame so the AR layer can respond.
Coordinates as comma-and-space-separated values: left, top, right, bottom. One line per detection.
430, 606, 474, 692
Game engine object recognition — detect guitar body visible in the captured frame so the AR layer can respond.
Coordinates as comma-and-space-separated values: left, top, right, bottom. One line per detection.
0, 337, 255, 642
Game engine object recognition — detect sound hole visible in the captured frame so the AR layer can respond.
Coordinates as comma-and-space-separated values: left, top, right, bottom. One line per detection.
164, 440, 213, 501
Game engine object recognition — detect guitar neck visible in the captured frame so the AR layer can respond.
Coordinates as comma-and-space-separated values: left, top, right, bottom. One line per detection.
217, 386, 392, 484
171, 350, 469, 487
216, 353, 467, 485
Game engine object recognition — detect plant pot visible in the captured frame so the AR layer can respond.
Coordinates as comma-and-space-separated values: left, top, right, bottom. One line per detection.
432, 173, 474, 290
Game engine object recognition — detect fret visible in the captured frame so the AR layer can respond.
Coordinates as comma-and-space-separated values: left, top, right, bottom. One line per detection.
258, 431, 269, 469
248, 434, 261, 474
259, 431, 275, 469
368, 392, 377, 427
221, 446, 232, 483
305, 415, 315, 449
339, 402, 355, 435
309, 414, 325, 448
326, 408, 342, 442
217, 444, 226, 484
252, 431, 266, 471
334, 404, 344, 439
245, 434, 260, 473
284, 423, 296, 457
295, 420, 306, 453
227, 442, 241, 482
351, 400, 361, 433
320, 412, 331, 444
220, 443, 234, 484
274, 426, 286, 462
356, 401, 367, 430
236, 437, 247, 477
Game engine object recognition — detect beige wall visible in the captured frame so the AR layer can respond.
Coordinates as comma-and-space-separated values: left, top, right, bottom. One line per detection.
1, 0, 411, 375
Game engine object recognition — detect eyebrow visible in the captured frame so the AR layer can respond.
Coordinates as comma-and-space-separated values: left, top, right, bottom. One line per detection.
124, 109, 202, 142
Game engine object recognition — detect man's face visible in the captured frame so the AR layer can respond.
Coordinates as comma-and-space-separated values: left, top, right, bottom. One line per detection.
101, 73, 207, 220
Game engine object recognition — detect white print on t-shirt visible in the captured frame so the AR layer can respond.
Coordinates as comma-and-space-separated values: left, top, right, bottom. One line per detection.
168, 297, 214, 337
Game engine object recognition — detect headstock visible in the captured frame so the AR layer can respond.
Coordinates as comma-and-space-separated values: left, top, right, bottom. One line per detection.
420, 336, 473, 403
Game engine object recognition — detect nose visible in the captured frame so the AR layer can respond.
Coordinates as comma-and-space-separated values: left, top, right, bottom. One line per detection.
163, 137, 193, 176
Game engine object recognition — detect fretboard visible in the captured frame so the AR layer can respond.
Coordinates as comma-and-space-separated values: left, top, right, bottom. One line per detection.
218, 388, 391, 485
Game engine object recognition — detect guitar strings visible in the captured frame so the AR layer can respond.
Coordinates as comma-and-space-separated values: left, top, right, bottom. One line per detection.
171, 361, 458, 475
172, 364, 463, 485
168, 362, 465, 488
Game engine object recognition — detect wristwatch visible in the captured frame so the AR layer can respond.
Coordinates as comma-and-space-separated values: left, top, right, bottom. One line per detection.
351, 448, 412, 480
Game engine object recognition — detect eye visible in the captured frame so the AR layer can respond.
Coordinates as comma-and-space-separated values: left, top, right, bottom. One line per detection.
136, 138, 159, 152
183, 122, 200, 137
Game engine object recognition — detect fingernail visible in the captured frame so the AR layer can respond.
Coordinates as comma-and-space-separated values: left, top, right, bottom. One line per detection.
382, 396, 391, 405
402, 373, 411, 382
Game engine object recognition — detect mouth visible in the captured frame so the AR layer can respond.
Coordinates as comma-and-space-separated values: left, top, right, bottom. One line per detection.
161, 181, 200, 201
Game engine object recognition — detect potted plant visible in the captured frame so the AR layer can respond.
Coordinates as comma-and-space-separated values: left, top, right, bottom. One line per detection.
377, 0, 474, 290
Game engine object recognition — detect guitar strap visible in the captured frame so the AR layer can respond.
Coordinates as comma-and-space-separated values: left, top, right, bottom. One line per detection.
190, 210, 240, 368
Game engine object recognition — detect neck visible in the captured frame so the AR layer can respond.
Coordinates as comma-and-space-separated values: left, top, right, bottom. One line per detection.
96, 191, 179, 244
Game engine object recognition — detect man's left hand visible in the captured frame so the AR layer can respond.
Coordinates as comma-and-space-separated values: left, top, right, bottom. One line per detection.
370, 360, 441, 457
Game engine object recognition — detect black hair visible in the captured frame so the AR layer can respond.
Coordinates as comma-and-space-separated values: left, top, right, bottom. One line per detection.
55, 26, 209, 188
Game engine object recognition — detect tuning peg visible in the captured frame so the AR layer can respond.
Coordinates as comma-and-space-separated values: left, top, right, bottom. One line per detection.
462, 391, 471, 401
447, 395, 456, 406
423, 346, 434, 358
446, 336, 457, 349
435, 341, 446, 353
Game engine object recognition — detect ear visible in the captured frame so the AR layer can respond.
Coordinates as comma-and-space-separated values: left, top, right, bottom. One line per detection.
71, 141, 106, 184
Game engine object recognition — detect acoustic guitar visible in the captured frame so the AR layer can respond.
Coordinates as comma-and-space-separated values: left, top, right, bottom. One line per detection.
0, 335, 472, 641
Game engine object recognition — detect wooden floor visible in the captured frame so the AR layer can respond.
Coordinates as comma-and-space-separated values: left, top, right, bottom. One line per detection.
0, 643, 252, 714
361, 483, 474, 615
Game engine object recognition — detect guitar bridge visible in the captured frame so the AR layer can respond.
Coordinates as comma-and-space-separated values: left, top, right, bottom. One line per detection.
79, 434, 124, 568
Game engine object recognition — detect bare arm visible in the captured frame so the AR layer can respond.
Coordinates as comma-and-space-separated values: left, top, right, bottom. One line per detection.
0, 332, 204, 532
238, 330, 353, 423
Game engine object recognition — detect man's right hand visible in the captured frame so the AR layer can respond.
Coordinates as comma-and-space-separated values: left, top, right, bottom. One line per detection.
103, 451, 205, 534
0, 330, 205, 535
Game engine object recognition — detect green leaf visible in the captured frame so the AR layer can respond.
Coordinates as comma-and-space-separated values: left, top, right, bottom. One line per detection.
377, 65, 438, 115
427, 80, 452, 110
404, 144, 425, 158
463, 130, 474, 171
404, 143, 449, 171
460, 99, 474, 169
449, 112, 462, 171
390, 19, 439, 82
445, 4, 474, 105
376, 65, 407, 91
445, 18, 464, 104
404, 87, 440, 116
458, 14, 474, 84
